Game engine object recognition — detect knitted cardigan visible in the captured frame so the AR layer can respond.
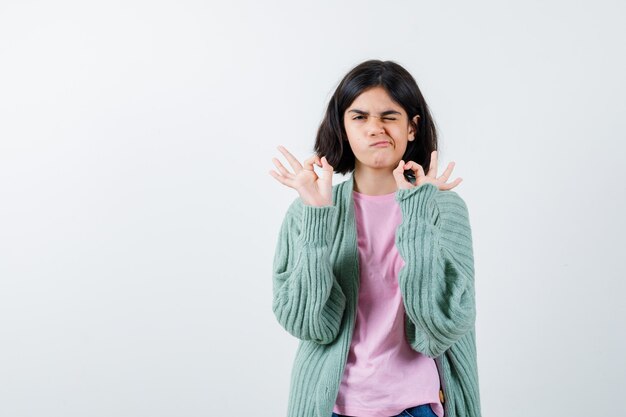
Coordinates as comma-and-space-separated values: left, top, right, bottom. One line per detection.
272, 174, 481, 417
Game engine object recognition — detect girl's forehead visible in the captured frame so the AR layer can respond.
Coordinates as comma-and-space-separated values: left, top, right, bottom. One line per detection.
349, 87, 402, 109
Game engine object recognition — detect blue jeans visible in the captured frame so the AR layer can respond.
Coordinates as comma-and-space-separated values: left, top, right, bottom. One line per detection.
332, 403, 438, 417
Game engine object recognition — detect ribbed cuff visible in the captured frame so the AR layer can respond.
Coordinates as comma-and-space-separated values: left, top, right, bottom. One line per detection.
395, 182, 439, 220
299, 204, 337, 244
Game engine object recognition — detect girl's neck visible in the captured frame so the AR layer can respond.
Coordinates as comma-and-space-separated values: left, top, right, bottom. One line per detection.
352, 167, 398, 196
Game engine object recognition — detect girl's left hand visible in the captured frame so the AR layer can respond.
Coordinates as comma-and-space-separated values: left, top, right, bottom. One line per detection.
392, 151, 463, 191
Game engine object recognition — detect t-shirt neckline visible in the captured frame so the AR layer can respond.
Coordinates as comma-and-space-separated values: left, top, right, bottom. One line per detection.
352, 189, 397, 201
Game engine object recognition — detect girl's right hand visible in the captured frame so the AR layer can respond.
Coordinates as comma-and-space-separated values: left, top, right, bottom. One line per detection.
269, 145, 334, 207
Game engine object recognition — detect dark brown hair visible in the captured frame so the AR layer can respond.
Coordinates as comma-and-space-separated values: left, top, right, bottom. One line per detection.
314, 59, 439, 176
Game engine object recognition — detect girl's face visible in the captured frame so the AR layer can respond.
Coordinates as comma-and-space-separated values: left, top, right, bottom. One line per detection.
343, 86, 418, 173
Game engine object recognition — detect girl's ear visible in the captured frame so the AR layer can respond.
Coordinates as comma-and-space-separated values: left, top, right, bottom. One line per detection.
408, 115, 420, 140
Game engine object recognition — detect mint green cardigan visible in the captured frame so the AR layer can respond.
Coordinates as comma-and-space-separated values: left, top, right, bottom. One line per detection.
272, 174, 481, 417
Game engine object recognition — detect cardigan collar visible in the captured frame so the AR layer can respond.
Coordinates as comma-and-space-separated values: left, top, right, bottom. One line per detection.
339, 174, 356, 210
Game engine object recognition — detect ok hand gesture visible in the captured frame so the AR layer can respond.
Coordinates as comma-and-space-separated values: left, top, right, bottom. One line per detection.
392, 150, 463, 191
269, 145, 334, 207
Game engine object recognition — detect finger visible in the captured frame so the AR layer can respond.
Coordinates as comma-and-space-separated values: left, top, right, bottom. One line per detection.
320, 156, 334, 172
268, 169, 295, 189
393, 160, 412, 188
416, 164, 426, 178
403, 160, 425, 179
277, 145, 303, 173
427, 150, 438, 178
439, 177, 463, 191
318, 156, 334, 181
272, 157, 294, 178
437, 161, 455, 183
303, 154, 321, 171
392, 160, 404, 181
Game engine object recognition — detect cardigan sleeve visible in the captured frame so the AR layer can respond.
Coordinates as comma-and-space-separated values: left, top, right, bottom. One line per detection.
271, 198, 347, 345
394, 182, 476, 358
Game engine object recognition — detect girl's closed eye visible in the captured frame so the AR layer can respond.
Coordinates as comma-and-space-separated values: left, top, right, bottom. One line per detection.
352, 116, 397, 121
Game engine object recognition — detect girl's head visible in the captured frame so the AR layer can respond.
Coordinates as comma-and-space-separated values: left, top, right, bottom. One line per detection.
314, 59, 438, 176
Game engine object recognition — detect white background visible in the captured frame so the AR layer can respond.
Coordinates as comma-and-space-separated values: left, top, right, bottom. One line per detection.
1, 1, 625, 416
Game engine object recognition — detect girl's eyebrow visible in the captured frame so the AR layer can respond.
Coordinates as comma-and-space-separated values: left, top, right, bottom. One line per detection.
347, 109, 402, 116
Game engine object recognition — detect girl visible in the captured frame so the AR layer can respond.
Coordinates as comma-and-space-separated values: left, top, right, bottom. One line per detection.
269, 60, 481, 417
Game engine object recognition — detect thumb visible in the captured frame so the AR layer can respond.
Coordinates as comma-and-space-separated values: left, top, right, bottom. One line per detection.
321, 156, 333, 169
392, 160, 409, 188
319, 156, 334, 178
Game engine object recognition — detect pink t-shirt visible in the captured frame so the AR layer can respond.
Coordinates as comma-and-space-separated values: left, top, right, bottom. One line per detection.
332, 189, 444, 417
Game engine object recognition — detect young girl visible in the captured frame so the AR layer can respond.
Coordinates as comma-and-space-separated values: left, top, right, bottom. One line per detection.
269, 60, 481, 417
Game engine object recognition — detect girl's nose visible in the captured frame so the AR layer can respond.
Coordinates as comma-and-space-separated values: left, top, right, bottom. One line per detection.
368, 116, 385, 136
